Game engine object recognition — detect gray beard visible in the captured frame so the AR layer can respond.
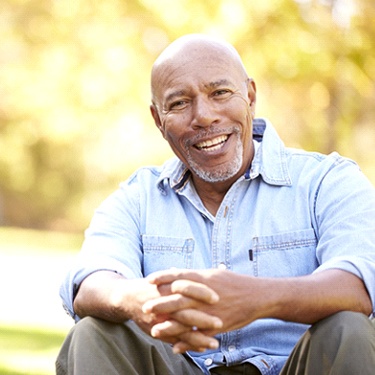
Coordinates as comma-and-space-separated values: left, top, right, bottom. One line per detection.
186, 132, 243, 183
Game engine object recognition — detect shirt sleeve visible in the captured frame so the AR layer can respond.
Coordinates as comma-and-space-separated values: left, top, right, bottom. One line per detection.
59, 179, 144, 321
312, 155, 375, 314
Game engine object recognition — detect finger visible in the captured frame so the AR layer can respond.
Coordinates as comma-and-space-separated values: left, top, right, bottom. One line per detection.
147, 269, 200, 285
142, 294, 192, 314
142, 285, 218, 315
157, 283, 173, 296
172, 309, 223, 331
150, 319, 189, 339
151, 310, 222, 338
173, 331, 219, 354
170, 280, 219, 304
173, 341, 207, 354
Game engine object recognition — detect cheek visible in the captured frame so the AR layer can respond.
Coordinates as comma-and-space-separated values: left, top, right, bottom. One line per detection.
226, 92, 251, 114
162, 120, 190, 158
227, 100, 252, 128
163, 124, 183, 145
163, 113, 192, 143
228, 103, 253, 145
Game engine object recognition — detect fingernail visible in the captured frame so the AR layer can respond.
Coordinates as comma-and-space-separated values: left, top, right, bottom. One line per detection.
150, 327, 159, 337
173, 346, 181, 354
145, 273, 155, 283
142, 303, 150, 313
213, 318, 223, 329
208, 339, 219, 349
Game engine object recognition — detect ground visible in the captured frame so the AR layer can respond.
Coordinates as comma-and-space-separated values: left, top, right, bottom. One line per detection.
0, 228, 80, 375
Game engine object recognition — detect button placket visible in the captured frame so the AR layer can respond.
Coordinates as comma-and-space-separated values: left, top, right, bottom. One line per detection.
204, 358, 213, 366
218, 262, 227, 270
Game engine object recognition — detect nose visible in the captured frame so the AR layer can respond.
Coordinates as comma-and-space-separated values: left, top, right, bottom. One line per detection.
191, 96, 219, 130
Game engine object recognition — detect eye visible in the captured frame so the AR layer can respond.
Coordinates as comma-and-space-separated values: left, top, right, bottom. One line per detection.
169, 100, 188, 110
212, 89, 232, 98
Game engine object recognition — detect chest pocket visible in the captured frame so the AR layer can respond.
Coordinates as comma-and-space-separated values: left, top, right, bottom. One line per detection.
252, 228, 318, 277
142, 235, 195, 276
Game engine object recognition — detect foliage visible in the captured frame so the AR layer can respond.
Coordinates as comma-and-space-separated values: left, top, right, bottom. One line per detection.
0, 226, 83, 253
0, 0, 374, 231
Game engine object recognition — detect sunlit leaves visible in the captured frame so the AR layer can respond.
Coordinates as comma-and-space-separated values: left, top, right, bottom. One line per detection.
0, 0, 374, 231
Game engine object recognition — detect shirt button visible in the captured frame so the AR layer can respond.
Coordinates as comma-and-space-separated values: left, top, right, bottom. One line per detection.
218, 263, 227, 270
204, 358, 213, 366
228, 345, 236, 352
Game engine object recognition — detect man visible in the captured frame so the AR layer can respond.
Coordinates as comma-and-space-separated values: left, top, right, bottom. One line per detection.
57, 34, 375, 375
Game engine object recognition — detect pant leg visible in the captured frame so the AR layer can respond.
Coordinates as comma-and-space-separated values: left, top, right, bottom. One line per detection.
55, 317, 204, 375
280, 311, 375, 375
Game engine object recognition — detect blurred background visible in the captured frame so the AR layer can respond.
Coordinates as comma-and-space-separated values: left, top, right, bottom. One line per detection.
0, 0, 374, 373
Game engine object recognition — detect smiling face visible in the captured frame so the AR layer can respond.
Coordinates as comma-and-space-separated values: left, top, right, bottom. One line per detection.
150, 35, 256, 186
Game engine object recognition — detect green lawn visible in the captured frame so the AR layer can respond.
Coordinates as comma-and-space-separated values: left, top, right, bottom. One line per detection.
0, 227, 82, 375
0, 325, 67, 375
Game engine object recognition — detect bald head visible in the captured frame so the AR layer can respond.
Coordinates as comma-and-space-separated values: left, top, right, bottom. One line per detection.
149, 34, 257, 186
151, 34, 248, 104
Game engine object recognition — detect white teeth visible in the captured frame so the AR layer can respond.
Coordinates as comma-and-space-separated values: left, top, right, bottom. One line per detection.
195, 135, 228, 150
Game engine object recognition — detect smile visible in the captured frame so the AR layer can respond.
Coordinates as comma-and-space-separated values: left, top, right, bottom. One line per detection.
194, 135, 229, 152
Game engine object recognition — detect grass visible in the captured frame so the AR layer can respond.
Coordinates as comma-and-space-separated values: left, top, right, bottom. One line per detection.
0, 325, 67, 375
0, 227, 82, 375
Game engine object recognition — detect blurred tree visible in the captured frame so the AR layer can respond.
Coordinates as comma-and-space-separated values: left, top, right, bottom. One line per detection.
0, 0, 374, 232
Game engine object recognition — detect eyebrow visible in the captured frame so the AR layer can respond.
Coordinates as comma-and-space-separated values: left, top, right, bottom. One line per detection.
204, 79, 233, 89
165, 90, 186, 104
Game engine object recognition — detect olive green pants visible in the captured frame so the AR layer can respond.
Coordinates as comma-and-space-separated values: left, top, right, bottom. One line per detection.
56, 311, 375, 375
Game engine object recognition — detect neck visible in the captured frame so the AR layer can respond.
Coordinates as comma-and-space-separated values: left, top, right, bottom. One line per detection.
191, 144, 254, 216
193, 179, 230, 216
192, 174, 240, 216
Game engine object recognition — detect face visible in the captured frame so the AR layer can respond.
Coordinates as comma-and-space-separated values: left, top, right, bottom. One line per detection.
151, 43, 256, 185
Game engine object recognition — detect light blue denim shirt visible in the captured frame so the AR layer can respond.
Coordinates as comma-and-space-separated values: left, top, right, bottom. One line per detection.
60, 118, 375, 375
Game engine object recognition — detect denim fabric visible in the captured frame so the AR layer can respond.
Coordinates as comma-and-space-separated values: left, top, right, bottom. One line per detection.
60, 118, 375, 375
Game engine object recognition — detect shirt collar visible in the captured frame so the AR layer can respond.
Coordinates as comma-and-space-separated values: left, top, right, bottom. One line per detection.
157, 157, 191, 194
250, 118, 292, 186
157, 118, 292, 194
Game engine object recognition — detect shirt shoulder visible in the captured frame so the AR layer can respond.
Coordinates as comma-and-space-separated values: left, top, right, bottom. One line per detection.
256, 118, 362, 187
122, 157, 184, 189
286, 147, 360, 179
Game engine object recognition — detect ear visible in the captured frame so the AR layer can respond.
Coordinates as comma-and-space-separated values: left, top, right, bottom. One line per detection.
150, 104, 166, 138
247, 79, 257, 119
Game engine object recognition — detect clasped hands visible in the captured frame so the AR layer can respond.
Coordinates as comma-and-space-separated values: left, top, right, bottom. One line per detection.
141, 269, 250, 354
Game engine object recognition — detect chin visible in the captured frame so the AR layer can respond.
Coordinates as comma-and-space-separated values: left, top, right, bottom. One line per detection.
191, 160, 242, 183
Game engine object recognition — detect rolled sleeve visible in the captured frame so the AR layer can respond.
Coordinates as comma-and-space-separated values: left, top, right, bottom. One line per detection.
59, 253, 139, 321
313, 157, 375, 314
314, 255, 375, 315
59, 182, 144, 321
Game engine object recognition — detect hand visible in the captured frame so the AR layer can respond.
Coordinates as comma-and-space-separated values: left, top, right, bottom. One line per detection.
143, 278, 223, 352
102, 273, 222, 352
74, 270, 222, 352
144, 269, 260, 352
114, 277, 171, 334
73, 271, 176, 336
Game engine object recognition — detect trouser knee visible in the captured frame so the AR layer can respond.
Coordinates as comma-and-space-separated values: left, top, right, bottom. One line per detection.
311, 311, 375, 347
281, 311, 375, 375
56, 317, 203, 375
